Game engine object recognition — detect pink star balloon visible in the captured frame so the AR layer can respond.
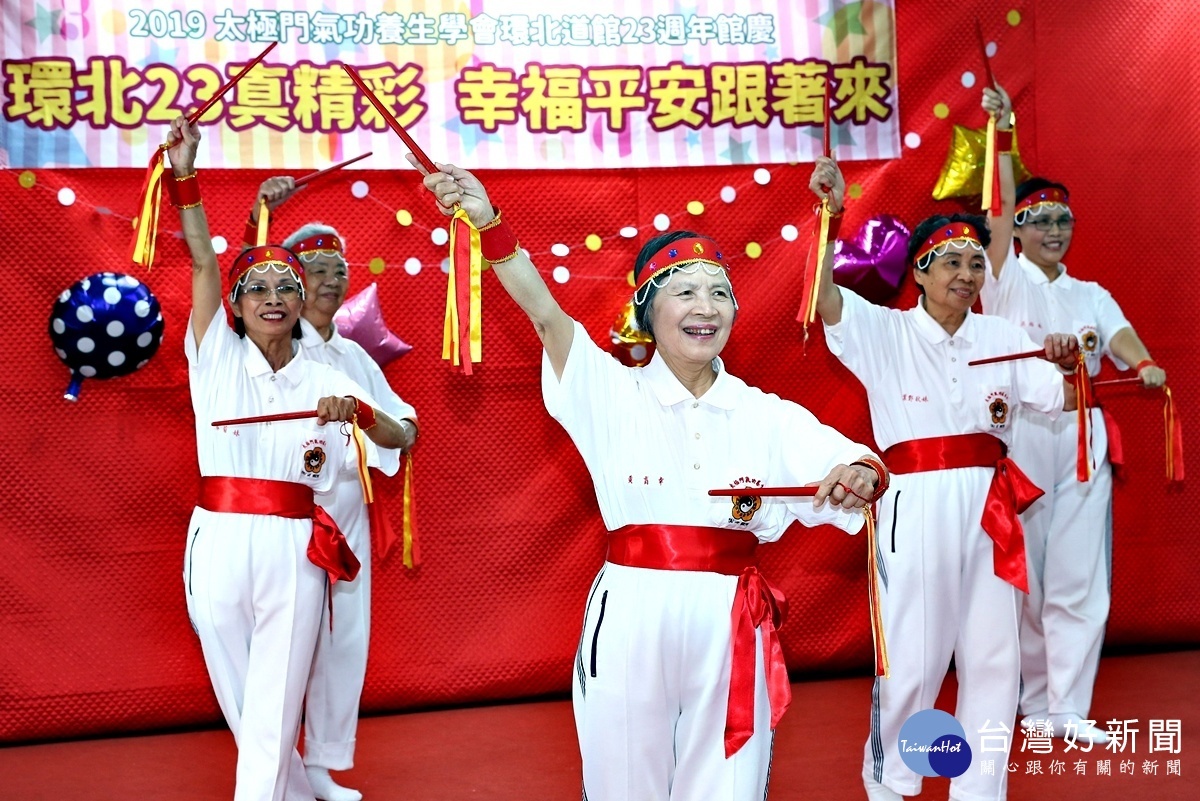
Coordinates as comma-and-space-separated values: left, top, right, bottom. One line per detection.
333, 282, 412, 367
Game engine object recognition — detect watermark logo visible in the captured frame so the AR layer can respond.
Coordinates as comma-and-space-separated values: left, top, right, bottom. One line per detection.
899, 709, 973, 778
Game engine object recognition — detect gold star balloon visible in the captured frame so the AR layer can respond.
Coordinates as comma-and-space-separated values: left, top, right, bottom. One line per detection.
610, 299, 655, 367
932, 123, 1031, 201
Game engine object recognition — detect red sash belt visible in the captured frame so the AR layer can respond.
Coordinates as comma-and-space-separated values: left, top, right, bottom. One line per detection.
607, 524, 790, 759
882, 434, 1041, 593
197, 476, 361, 584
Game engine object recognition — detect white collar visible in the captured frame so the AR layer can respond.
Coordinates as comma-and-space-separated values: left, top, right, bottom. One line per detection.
299, 317, 349, 353
911, 296, 978, 344
640, 350, 738, 410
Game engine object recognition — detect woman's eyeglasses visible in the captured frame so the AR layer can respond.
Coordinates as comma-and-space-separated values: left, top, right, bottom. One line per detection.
241, 284, 302, 300
1027, 217, 1075, 232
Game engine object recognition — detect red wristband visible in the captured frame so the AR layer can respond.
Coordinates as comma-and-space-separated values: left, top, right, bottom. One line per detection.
1135, 359, 1157, 373
851, 457, 890, 503
166, 172, 202, 209
479, 207, 520, 264
994, 127, 1014, 153
242, 218, 259, 247
350, 396, 377, 430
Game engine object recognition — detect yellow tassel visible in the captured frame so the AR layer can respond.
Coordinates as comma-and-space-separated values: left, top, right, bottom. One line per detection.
864, 505, 890, 678
442, 249, 460, 365
130, 148, 167, 269
256, 199, 270, 246
980, 116, 997, 213
444, 208, 483, 370
351, 420, 374, 505
402, 452, 417, 568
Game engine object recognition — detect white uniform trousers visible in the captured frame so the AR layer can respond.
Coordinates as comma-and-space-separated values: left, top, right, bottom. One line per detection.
574, 563, 773, 801
304, 519, 371, 769
863, 469, 1021, 801
1010, 406, 1112, 719
185, 508, 327, 801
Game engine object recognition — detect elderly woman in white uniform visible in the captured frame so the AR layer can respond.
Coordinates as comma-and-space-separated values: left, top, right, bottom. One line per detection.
243, 178, 420, 801
410, 156, 887, 801
807, 158, 1082, 801
978, 85, 1166, 745
164, 117, 407, 801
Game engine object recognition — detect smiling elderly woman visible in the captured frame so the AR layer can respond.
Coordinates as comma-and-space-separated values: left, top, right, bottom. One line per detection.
807, 157, 1083, 801
162, 116, 407, 801
411, 157, 887, 801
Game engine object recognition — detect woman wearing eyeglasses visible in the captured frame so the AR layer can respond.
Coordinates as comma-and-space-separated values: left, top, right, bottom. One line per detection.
979, 85, 1166, 746
163, 116, 407, 801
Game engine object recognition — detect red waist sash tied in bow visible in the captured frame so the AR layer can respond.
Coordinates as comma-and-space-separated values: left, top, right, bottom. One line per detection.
882, 434, 1041, 594
197, 476, 361, 584
607, 524, 790, 759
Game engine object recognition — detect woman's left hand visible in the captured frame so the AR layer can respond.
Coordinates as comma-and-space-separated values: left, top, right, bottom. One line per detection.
813, 463, 876, 510
808, 156, 845, 213
1139, 363, 1167, 388
316, 395, 358, 425
981, 83, 1013, 128
1043, 333, 1080, 370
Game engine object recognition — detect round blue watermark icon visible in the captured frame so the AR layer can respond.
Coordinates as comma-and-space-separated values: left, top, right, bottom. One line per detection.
898, 709, 972, 778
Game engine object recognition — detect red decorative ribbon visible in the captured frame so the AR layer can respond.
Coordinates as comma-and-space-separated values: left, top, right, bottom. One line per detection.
797, 203, 841, 331
883, 434, 1042, 593
606, 524, 788, 758
1165, 386, 1185, 482
1074, 353, 1095, 482
1101, 408, 1124, 471
367, 455, 420, 568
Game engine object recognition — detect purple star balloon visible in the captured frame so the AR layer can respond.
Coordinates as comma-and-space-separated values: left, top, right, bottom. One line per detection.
831, 215, 912, 304
333, 283, 412, 368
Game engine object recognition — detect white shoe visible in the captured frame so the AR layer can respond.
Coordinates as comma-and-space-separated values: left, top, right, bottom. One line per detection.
1049, 712, 1110, 745
305, 766, 363, 801
865, 776, 905, 800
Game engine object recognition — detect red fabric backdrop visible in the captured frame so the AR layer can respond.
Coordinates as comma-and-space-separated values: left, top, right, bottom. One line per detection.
2, 0, 1198, 742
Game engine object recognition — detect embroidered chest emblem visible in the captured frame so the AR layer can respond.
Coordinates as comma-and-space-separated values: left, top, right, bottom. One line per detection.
985, 390, 1010, 427
726, 476, 765, 526
1080, 328, 1099, 353
303, 446, 326, 476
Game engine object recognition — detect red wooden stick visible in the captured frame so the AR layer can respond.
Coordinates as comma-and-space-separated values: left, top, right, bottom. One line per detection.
341, 63, 437, 173
293, 151, 373, 188
212, 410, 318, 427
190, 42, 277, 123
708, 487, 818, 497
975, 18, 996, 89
968, 349, 1046, 367
823, 75, 832, 158
1091, 377, 1146, 389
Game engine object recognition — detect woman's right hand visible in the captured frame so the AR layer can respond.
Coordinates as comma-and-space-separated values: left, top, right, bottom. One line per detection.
982, 83, 1013, 129
809, 156, 845, 213
165, 116, 200, 177
405, 154, 495, 229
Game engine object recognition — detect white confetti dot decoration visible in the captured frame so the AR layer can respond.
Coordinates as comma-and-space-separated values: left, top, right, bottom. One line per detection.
552, 266, 570, 284
720, 186, 737, 203
211, 235, 228, 255
351, 180, 370, 199
904, 132, 922, 149
77, 337, 95, 353
961, 71, 976, 88
440, 258, 451, 274
137, 332, 153, 347
985, 42, 998, 57
653, 213, 670, 232
103, 287, 121, 304
431, 227, 449, 246
404, 257, 422, 275
108, 351, 126, 367
76, 305, 94, 323
551, 243, 570, 257
58, 187, 76, 206
753, 168, 771, 185
620, 226, 638, 238
106, 321, 125, 337
781, 224, 799, 242
134, 300, 151, 318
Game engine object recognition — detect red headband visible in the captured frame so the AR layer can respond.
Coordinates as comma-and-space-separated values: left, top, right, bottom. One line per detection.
913, 222, 983, 265
635, 237, 730, 294
290, 233, 345, 257
229, 245, 303, 289
1015, 187, 1070, 215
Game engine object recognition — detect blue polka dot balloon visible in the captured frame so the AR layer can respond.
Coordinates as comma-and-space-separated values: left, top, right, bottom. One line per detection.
48, 272, 165, 401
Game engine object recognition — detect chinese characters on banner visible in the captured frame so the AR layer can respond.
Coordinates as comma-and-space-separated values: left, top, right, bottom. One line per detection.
0, 0, 898, 169
975, 718, 1184, 779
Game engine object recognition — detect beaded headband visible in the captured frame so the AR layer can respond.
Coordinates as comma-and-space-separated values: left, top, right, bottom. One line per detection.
634, 237, 730, 295
913, 222, 983, 267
